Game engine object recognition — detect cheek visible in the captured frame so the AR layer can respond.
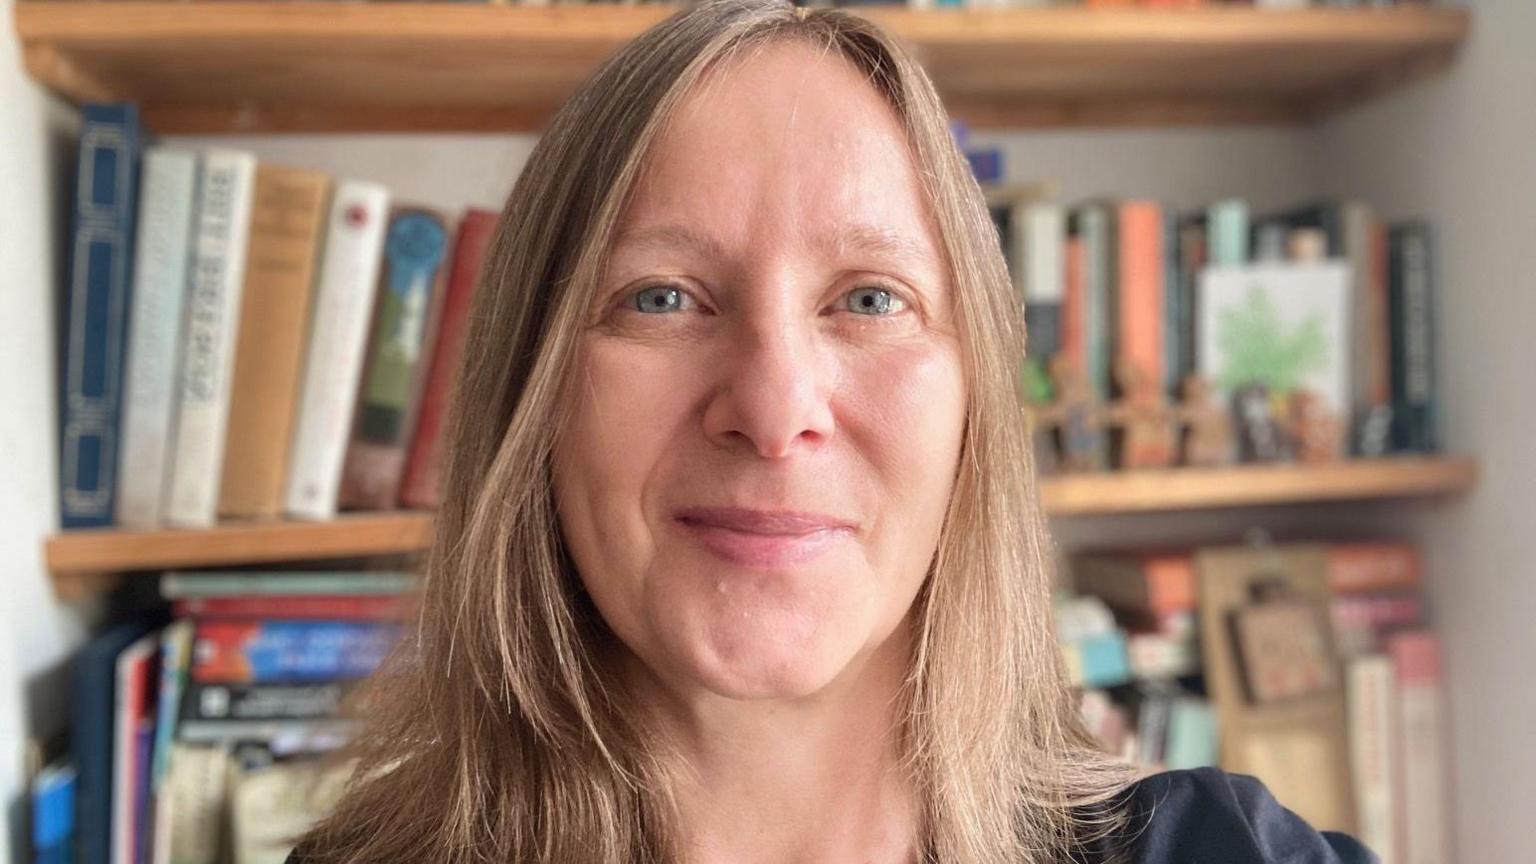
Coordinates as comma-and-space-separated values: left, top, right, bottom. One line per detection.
553, 341, 701, 618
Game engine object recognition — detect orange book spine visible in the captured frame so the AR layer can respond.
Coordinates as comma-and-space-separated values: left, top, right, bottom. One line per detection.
1117, 201, 1165, 392
1062, 236, 1087, 377
1327, 542, 1422, 595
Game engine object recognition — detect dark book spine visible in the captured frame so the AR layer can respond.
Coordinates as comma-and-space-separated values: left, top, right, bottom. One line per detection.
181, 681, 352, 723
1389, 221, 1438, 452
59, 103, 143, 528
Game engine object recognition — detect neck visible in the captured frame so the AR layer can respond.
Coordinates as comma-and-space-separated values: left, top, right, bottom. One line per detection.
632, 628, 923, 864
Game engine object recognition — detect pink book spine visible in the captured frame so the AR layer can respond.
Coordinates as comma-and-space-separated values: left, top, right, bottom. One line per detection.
1389, 631, 1454, 864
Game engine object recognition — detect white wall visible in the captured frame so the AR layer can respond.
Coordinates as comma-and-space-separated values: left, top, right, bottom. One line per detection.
1319, 0, 1536, 858
0, 0, 95, 857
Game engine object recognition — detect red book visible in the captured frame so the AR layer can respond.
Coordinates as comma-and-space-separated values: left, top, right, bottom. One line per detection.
1327, 542, 1421, 595
399, 209, 499, 509
1062, 235, 1087, 377
172, 594, 415, 620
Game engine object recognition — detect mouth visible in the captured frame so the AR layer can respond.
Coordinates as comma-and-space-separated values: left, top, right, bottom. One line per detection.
673, 507, 855, 569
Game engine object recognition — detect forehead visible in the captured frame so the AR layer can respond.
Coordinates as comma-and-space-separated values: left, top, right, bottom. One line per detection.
615, 39, 943, 270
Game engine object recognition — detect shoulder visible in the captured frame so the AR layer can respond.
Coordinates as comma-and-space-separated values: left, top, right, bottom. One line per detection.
1100, 766, 1379, 864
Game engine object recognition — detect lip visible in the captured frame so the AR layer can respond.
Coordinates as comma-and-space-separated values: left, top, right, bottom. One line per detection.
673, 507, 854, 569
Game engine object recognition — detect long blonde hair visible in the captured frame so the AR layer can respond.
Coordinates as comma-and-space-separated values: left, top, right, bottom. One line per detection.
296, 1, 1140, 861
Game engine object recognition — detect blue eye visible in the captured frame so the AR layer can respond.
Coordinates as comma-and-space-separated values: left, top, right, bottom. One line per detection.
634, 285, 687, 313
845, 286, 905, 316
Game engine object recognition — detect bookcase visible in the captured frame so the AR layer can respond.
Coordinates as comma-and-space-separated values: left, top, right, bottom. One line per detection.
12, 1, 1517, 863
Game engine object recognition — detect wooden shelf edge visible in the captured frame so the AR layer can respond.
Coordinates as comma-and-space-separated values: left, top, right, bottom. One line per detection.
1040, 455, 1478, 516
45, 511, 435, 580
44, 458, 1476, 591
15, 3, 1470, 132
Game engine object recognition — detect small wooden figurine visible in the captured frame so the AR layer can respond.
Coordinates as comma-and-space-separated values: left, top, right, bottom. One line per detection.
1176, 373, 1235, 468
1105, 356, 1177, 471
1041, 355, 1105, 473
1287, 389, 1344, 463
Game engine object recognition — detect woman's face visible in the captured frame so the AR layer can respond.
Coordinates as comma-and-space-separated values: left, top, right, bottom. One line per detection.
552, 40, 967, 703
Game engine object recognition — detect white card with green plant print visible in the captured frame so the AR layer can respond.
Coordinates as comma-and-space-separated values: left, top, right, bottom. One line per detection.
1197, 262, 1351, 415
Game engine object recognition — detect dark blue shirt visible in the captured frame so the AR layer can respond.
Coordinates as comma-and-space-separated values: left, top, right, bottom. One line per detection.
1094, 767, 1378, 864
284, 766, 1378, 863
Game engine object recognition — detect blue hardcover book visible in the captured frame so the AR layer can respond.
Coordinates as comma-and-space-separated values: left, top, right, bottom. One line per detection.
71, 617, 163, 864
59, 103, 144, 528
31, 761, 77, 864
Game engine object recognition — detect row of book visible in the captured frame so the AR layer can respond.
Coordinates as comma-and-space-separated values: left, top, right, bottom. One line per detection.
58, 103, 497, 530
994, 193, 1438, 468
1056, 540, 1450, 864
32, 571, 412, 864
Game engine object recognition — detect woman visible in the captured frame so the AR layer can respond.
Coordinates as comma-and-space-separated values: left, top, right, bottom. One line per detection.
291, 1, 1375, 861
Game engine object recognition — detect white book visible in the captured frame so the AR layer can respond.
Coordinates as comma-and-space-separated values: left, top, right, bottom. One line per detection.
1019, 201, 1065, 307
1346, 654, 1400, 864
117, 148, 199, 529
1392, 633, 1453, 864
284, 181, 390, 520
165, 149, 257, 527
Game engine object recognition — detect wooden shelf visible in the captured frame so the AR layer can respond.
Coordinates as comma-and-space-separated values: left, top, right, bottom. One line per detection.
45, 457, 1475, 590
15, 3, 1468, 132
1040, 455, 1477, 516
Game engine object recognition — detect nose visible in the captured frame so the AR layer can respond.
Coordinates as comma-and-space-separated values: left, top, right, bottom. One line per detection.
701, 314, 835, 459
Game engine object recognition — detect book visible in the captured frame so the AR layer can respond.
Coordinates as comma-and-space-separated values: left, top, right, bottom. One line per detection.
1072, 551, 1196, 626
1345, 654, 1400, 864
1116, 201, 1166, 397
1019, 201, 1066, 364
165, 149, 258, 527
117, 147, 199, 529
73, 618, 165, 864
1327, 542, 1421, 595
338, 207, 452, 510
182, 681, 353, 725
219, 165, 333, 520
152, 744, 229, 864
1388, 221, 1438, 453
151, 621, 193, 789
399, 208, 498, 509
171, 593, 414, 621
189, 619, 403, 684
159, 570, 416, 600
284, 181, 392, 520
113, 631, 160, 864
59, 103, 144, 528
1390, 631, 1454, 864
32, 760, 78, 864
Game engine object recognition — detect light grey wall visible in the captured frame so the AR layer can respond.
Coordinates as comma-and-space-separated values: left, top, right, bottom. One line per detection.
1318, 0, 1536, 859
0, 0, 96, 857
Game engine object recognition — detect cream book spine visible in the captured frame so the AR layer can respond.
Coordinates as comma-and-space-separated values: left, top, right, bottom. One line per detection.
165, 149, 257, 527
284, 181, 391, 520
117, 147, 199, 528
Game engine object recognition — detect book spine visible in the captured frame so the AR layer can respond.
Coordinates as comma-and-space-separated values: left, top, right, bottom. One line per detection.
181, 682, 351, 724
1117, 201, 1165, 396
218, 165, 333, 519
1390, 631, 1453, 864
400, 208, 498, 509
1207, 199, 1248, 267
1346, 654, 1401, 864
1020, 201, 1065, 364
1175, 214, 1208, 387
172, 594, 412, 620
151, 620, 193, 789
117, 148, 198, 529
190, 619, 402, 684
60, 103, 143, 528
164, 150, 258, 527
1389, 221, 1438, 453
284, 181, 391, 520
1327, 542, 1422, 594
159, 570, 415, 599
338, 208, 452, 510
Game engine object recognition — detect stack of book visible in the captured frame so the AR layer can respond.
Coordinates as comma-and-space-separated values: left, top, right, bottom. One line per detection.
45, 570, 412, 864
1061, 539, 1453, 863
57, 102, 498, 531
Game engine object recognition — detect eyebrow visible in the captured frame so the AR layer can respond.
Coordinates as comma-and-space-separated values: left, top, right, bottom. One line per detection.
612, 222, 938, 271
